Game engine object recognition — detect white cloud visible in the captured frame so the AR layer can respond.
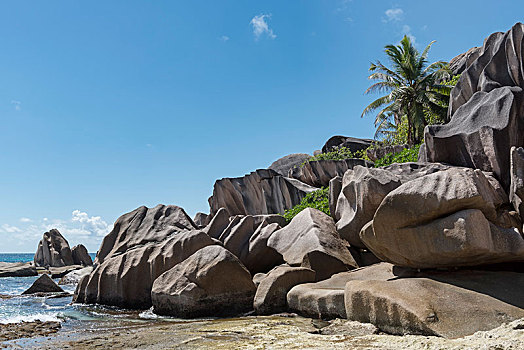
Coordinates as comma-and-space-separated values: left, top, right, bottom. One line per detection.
20, 217, 32, 223
219, 35, 230, 42
11, 100, 21, 111
384, 8, 404, 22
0, 224, 22, 233
71, 210, 111, 237
250, 14, 276, 40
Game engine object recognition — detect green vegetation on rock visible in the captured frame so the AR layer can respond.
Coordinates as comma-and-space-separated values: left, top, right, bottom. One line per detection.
283, 187, 330, 222
373, 144, 421, 167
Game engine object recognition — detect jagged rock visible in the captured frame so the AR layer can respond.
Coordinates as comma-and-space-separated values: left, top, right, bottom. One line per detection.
288, 159, 372, 187
0, 262, 37, 278
321, 136, 374, 154
204, 207, 230, 239
242, 222, 284, 273
365, 144, 407, 162
333, 163, 450, 248
510, 146, 524, 220
95, 204, 197, 265
362, 168, 524, 268
71, 245, 92, 266
208, 169, 317, 217
151, 245, 256, 318
267, 208, 358, 281
345, 269, 524, 338
449, 46, 481, 75
253, 265, 315, 315
59, 266, 93, 285
425, 23, 524, 190
22, 274, 64, 294
269, 153, 311, 176
75, 229, 217, 309
193, 212, 209, 227
34, 229, 74, 268
287, 263, 396, 319
49, 265, 83, 278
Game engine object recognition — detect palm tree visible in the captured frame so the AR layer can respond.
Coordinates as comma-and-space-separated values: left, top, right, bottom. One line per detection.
361, 36, 451, 145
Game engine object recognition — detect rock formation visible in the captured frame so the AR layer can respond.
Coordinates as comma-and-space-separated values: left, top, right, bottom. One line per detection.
192, 212, 209, 227
425, 23, 524, 190
71, 244, 92, 266
208, 169, 317, 217
510, 146, 524, 220
267, 208, 358, 281
0, 262, 37, 278
22, 274, 64, 295
449, 46, 481, 75
321, 136, 374, 154
151, 245, 256, 318
268, 153, 311, 176
34, 229, 74, 268
288, 159, 372, 187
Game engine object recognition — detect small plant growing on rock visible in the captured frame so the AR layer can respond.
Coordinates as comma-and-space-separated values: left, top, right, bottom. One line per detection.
283, 187, 330, 222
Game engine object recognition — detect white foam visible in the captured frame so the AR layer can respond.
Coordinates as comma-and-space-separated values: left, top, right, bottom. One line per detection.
0, 313, 62, 324
139, 307, 160, 319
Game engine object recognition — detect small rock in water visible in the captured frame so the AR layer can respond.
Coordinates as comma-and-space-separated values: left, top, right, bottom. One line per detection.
22, 274, 64, 295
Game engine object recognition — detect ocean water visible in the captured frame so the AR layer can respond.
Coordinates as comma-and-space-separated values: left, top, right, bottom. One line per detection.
0, 253, 97, 263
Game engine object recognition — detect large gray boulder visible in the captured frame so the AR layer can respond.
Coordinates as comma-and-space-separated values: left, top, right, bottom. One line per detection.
208, 169, 317, 217
425, 23, 524, 190
0, 262, 37, 278
333, 163, 450, 247
74, 229, 217, 309
269, 153, 311, 176
95, 204, 197, 265
510, 146, 524, 220
345, 269, 524, 338
253, 265, 315, 315
71, 244, 92, 266
449, 46, 481, 75
321, 136, 374, 154
151, 245, 256, 318
287, 263, 396, 319
34, 229, 74, 268
59, 266, 93, 285
193, 212, 209, 228
267, 208, 358, 281
288, 159, 372, 188
361, 168, 524, 268
22, 274, 64, 295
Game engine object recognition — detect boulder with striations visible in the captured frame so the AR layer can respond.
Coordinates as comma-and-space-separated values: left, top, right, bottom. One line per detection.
268, 153, 311, 176
288, 159, 372, 188
71, 244, 92, 266
34, 229, 74, 268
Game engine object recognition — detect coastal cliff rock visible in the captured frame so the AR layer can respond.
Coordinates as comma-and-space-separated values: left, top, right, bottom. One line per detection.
344, 269, 524, 338
425, 23, 524, 190
449, 46, 481, 75
75, 229, 216, 309
95, 204, 197, 265
268, 153, 311, 176
361, 168, 524, 268
151, 245, 256, 318
208, 169, 317, 217
34, 229, 74, 268
332, 163, 450, 248
253, 265, 315, 315
267, 208, 358, 281
22, 274, 64, 295
71, 244, 92, 266
288, 159, 372, 188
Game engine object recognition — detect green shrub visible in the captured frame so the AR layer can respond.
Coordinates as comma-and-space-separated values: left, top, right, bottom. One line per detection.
373, 144, 421, 167
300, 147, 357, 167
283, 187, 330, 222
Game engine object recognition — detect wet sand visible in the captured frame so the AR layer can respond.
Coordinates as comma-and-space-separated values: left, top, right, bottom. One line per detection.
0, 321, 61, 342
3, 316, 524, 350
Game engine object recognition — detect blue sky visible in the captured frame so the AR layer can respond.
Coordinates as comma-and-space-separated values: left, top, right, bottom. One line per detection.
0, 1, 522, 252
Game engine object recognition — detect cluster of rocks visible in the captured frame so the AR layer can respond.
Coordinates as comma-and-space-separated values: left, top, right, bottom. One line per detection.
72, 22, 524, 340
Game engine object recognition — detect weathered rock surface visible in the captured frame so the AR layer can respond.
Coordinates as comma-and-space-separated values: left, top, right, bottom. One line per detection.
268, 208, 358, 281
425, 23, 524, 190
319, 319, 378, 336
345, 269, 524, 338
333, 163, 450, 247
95, 204, 197, 265
34, 229, 74, 268
59, 266, 93, 285
449, 46, 481, 75
254, 265, 315, 315
510, 146, 524, 220
242, 222, 284, 273
151, 245, 256, 318
287, 263, 396, 319
269, 153, 311, 176
0, 262, 37, 278
362, 168, 524, 268
75, 229, 217, 309
71, 244, 92, 266
288, 159, 372, 188
48, 265, 83, 279
208, 169, 317, 217
321, 136, 374, 154
365, 144, 407, 162
22, 274, 64, 295
193, 212, 209, 227
204, 207, 231, 239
